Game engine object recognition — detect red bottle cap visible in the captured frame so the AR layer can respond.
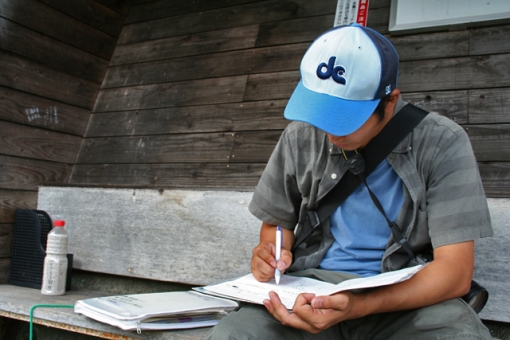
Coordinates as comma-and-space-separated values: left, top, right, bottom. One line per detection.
54, 220, 66, 227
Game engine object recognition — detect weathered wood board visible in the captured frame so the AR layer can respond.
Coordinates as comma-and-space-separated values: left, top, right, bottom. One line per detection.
94, 76, 247, 112
37, 187, 261, 286
86, 100, 288, 137
0, 0, 117, 59
0, 51, 98, 110
110, 25, 260, 66
0, 155, 71, 191
0, 189, 37, 223
0, 87, 91, 136
0, 17, 108, 83
77, 130, 280, 164
0, 121, 82, 163
119, 0, 337, 44
70, 163, 265, 189
102, 43, 307, 89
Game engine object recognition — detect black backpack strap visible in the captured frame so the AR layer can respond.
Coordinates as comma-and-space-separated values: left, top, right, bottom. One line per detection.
293, 104, 429, 251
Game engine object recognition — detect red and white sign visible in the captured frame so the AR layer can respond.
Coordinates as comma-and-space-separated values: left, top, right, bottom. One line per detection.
334, 0, 370, 27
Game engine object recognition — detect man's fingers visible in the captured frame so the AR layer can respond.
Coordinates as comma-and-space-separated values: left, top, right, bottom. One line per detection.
277, 248, 293, 272
311, 293, 351, 311
251, 242, 278, 281
264, 292, 320, 333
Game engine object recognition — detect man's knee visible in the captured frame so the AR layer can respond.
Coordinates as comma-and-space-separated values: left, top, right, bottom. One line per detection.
205, 304, 278, 340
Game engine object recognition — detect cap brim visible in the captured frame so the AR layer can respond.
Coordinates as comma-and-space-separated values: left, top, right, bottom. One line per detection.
284, 81, 381, 136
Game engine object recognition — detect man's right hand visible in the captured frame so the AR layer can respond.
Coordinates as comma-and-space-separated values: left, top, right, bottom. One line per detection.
250, 223, 294, 282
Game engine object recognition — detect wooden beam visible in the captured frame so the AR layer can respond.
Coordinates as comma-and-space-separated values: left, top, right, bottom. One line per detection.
95, 0, 130, 16
0, 224, 13, 258
125, 0, 258, 24
102, 43, 307, 88
0, 0, 116, 60
86, 100, 289, 137
478, 162, 510, 197
467, 125, 510, 162
399, 54, 510, 92
110, 25, 259, 66
0, 18, 108, 83
0, 87, 91, 136
70, 163, 264, 188
244, 71, 300, 101
367, 6, 390, 34
0, 258, 10, 284
0, 189, 37, 224
390, 30, 469, 61
0, 156, 71, 191
255, 15, 334, 47
94, 76, 247, 112
118, 0, 337, 44
38, 0, 125, 37
401, 90, 468, 124
77, 130, 280, 164
470, 24, 510, 56
0, 52, 99, 109
0, 122, 82, 163
468, 87, 510, 124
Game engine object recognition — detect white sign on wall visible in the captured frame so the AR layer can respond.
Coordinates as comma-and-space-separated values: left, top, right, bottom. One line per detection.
334, 0, 370, 27
389, 0, 510, 34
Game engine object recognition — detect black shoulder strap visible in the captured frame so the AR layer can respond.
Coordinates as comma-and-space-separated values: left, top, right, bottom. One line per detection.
293, 104, 429, 251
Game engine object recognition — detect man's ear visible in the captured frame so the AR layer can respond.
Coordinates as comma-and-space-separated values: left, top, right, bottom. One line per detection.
385, 89, 401, 115
387, 89, 400, 104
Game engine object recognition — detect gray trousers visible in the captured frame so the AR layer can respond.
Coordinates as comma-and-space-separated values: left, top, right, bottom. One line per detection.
205, 269, 494, 340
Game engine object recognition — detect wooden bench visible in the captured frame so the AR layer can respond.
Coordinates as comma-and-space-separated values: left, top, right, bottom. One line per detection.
0, 186, 509, 339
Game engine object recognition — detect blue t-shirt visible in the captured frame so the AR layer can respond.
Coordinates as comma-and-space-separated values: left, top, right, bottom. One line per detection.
319, 160, 403, 277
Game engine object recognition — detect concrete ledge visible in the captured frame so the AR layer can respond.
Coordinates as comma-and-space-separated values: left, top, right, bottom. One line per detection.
37, 187, 260, 286
474, 198, 510, 323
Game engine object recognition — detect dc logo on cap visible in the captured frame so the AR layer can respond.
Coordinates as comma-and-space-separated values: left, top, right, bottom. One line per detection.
316, 56, 346, 85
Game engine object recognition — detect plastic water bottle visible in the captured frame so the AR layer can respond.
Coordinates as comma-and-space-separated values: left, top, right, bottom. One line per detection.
41, 220, 68, 295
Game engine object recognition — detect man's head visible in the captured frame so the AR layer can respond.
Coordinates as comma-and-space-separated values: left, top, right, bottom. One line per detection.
284, 23, 400, 137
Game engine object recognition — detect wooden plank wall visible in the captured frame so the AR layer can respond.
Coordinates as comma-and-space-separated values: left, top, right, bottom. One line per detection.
73, 0, 510, 199
72, 0, 339, 189
0, 0, 128, 283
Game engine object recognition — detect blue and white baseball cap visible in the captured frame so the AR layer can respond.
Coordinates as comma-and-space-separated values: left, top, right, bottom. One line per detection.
284, 23, 399, 136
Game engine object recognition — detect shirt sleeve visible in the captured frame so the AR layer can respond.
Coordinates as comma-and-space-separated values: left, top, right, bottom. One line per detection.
423, 118, 493, 248
248, 125, 302, 230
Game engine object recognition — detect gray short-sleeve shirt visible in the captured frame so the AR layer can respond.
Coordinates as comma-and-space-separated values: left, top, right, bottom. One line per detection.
249, 98, 493, 272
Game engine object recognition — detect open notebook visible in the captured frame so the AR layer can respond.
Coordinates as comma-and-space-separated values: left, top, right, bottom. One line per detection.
195, 265, 423, 309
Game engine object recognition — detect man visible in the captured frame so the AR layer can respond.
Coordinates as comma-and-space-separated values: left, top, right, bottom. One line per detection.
206, 23, 494, 339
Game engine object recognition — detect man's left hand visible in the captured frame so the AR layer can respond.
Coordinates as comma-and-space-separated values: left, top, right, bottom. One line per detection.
263, 291, 355, 334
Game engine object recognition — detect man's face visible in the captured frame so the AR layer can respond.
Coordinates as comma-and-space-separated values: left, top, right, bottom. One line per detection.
325, 89, 400, 151
326, 113, 388, 150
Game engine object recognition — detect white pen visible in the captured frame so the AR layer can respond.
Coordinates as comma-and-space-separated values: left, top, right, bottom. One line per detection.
275, 226, 282, 285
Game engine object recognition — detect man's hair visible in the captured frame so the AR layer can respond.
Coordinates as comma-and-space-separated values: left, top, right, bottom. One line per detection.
373, 95, 391, 121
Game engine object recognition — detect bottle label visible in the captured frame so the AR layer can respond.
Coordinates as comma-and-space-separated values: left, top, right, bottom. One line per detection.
41, 255, 67, 295
46, 234, 68, 254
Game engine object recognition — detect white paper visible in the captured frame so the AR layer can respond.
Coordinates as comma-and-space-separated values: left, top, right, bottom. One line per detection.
74, 291, 238, 331
197, 265, 423, 309
75, 304, 226, 330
